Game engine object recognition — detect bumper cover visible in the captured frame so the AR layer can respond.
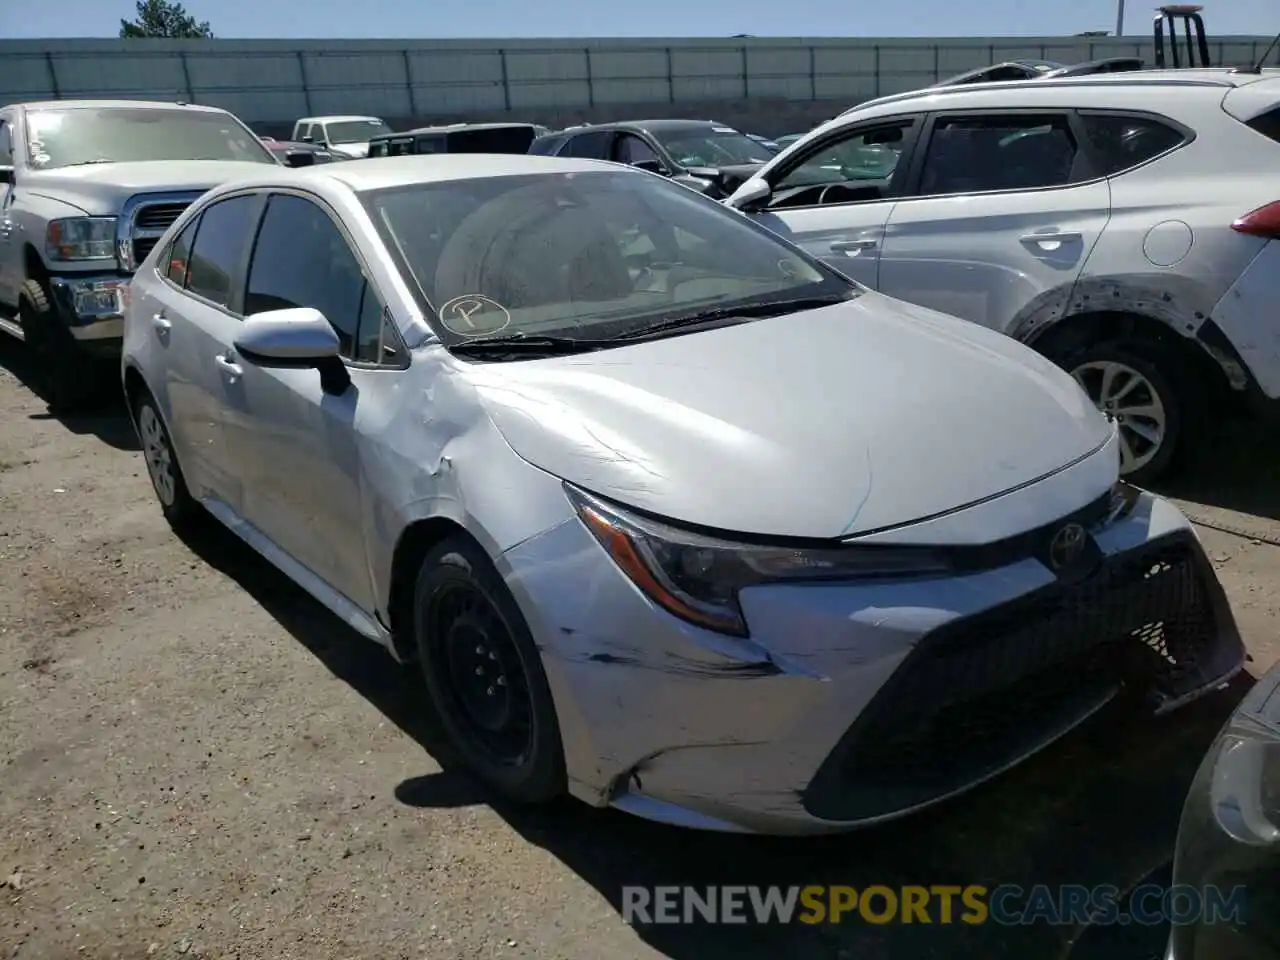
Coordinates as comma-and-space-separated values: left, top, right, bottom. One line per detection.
48, 273, 128, 346
500, 492, 1245, 835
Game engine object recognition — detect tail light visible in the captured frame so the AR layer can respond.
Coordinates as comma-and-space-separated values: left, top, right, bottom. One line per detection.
1231, 201, 1280, 239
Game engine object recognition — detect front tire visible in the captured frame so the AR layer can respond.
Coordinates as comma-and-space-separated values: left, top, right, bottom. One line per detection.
131, 390, 200, 531
413, 535, 566, 803
1060, 340, 1186, 486
19, 279, 93, 413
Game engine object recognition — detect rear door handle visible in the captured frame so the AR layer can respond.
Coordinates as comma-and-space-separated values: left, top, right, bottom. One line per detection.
214, 354, 242, 379
830, 239, 878, 253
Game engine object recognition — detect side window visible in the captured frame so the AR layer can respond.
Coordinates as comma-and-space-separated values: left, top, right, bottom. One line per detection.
561, 131, 611, 159
917, 114, 1080, 196
164, 216, 200, 287
185, 196, 259, 308
245, 194, 378, 359
613, 134, 660, 167
0, 119, 12, 165
1080, 114, 1185, 176
353, 294, 399, 364
774, 119, 914, 195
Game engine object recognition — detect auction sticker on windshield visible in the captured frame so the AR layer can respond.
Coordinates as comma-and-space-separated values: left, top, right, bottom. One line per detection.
438, 294, 511, 337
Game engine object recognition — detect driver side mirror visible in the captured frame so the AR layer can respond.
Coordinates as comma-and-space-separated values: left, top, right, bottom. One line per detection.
283, 149, 316, 168
0, 165, 13, 185
233, 307, 351, 395
726, 176, 771, 212
300, 134, 314, 143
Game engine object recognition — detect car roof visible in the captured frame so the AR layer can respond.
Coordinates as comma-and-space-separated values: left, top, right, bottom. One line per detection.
838, 68, 1280, 121
373, 122, 535, 138
297, 115, 383, 123
581, 119, 738, 133
15, 99, 232, 114
214, 154, 623, 195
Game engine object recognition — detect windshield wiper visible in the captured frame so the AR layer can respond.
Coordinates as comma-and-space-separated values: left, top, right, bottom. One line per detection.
58, 159, 115, 167
612, 293, 854, 341
449, 333, 605, 357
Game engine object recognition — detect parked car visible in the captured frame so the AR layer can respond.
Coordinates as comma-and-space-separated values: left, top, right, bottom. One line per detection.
121, 154, 1243, 835
265, 140, 338, 166
0, 99, 280, 409
365, 122, 538, 158
1062, 662, 1280, 959
291, 115, 392, 159
529, 119, 775, 199
726, 70, 1280, 484
746, 132, 782, 153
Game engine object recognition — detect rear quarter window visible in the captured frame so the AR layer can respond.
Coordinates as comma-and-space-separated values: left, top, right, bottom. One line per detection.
1244, 106, 1280, 144
1079, 113, 1186, 176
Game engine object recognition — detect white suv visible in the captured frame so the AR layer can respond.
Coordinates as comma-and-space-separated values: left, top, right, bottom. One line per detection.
726, 70, 1280, 483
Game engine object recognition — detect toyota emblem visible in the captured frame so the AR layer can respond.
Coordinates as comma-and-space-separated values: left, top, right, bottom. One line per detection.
1047, 522, 1087, 571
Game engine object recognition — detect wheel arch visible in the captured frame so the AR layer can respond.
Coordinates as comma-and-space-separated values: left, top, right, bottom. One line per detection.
386, 516, 477, 662
1021, 309, 1234, 408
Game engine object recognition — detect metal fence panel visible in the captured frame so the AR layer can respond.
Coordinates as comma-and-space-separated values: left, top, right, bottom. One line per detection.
0, 36, 1272, 125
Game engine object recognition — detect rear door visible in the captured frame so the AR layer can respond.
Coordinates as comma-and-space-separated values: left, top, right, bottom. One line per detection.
148, 193, 263, 505
744, 114, 921, 288
877, 110, 1110, 333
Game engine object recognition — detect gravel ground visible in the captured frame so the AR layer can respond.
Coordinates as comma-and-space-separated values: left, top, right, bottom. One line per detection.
1, 339, 1277, 960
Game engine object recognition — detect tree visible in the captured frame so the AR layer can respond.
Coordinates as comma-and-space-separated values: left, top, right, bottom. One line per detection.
119, 0, 214, 38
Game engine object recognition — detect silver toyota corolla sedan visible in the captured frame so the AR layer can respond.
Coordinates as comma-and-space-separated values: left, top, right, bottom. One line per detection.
121, 155, 1245, 835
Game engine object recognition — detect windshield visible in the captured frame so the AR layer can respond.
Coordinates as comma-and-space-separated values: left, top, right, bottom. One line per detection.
364, 170, 854, 349
24, 107, 275, 169
654, 129, 774, 166
325, 119, 392, 144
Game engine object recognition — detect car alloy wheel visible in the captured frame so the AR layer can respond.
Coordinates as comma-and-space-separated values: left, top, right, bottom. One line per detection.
138, 402, 178, 507
1071, 359, 1168, 477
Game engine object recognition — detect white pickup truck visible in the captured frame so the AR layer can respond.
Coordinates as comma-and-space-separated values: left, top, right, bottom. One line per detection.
0, 99, 282, 409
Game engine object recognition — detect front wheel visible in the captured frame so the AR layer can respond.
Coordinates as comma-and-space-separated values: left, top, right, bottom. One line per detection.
18, 279, 93, 413
1063, 340, 1185, 486
413, 535, 566, 804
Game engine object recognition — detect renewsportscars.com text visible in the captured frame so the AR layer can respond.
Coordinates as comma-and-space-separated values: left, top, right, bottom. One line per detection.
621, 883, 1248, 926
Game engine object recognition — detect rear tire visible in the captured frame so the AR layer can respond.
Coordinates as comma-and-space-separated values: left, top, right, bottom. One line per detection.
1057, 339, 1187, 486
19, 278, 92, 413
413, 535, 566, 804
131, 390, 200, 532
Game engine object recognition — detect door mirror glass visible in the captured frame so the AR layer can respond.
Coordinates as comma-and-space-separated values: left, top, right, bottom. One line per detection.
727, 176, 771, 211
235, 308, 341, 365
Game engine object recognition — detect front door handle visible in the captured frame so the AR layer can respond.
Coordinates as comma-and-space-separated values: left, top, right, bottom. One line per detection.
1020, 231, 1082, 247
830, 239, 878, 253
152, 313, 172, 336
214, 354, 242, 379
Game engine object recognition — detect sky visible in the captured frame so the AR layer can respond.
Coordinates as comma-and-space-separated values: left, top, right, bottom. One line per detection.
2, 0, 1278, 40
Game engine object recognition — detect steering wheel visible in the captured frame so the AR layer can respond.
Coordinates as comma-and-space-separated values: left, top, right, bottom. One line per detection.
817, 183, 846, 206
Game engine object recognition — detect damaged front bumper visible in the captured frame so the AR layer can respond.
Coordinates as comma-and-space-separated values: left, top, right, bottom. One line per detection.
499, 491, 1245, 835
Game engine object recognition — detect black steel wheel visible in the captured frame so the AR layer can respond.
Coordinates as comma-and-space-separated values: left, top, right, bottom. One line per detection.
413, 534, 566, 803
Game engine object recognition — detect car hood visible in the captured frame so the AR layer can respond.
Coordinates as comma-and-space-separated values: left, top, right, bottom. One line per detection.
24, 160, 277, 215
330, 143, 370, 158
467, 292, 1113, 539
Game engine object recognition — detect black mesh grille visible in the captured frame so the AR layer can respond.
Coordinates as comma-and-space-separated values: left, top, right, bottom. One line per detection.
803, 532, 1231, 823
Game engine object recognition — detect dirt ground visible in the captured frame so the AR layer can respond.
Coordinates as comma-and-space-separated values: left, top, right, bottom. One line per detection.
1, 338, 1278, 960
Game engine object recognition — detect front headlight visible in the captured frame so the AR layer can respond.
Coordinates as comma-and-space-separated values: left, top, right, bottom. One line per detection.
1208, 678, 1280, 848
46, 217, 117, 262
565, 484, 950, 637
